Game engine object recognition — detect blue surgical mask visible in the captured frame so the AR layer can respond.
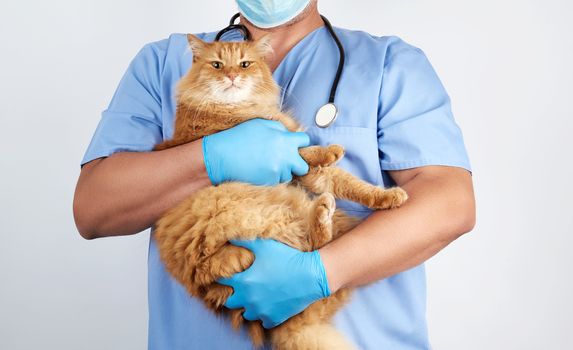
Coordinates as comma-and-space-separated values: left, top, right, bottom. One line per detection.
236, 0, 312, 29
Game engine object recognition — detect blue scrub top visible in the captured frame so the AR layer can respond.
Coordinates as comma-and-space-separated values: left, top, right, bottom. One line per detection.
82, 26, 471, 350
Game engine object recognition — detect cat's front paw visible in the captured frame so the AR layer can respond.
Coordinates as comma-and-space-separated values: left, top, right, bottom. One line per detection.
371, 187, 409, 210
323, 145, 345, 166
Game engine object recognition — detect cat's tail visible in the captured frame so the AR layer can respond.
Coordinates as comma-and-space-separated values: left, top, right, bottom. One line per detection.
270, 323, 355, 350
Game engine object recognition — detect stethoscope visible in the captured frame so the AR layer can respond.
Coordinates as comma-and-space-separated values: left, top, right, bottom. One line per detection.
216, 13, 345, 128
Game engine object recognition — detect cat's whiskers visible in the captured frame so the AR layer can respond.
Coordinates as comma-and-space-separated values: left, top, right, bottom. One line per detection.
189, 84, 228, 133
178, 82, 213, 105
177, 83, 214, 134
177, 82, 214, 132
188, 96, 212, 134
253, 84, 287, 109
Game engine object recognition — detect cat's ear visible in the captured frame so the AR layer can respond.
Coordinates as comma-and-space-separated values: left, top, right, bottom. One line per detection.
187, 34, 207, 60
253, 34, 273, 58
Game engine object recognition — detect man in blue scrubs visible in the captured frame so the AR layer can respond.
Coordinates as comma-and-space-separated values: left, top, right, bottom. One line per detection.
73, 1, 475, 348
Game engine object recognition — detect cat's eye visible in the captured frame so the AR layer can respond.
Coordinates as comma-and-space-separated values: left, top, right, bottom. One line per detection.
240, 61, 251, 69
211, 61, 223, 69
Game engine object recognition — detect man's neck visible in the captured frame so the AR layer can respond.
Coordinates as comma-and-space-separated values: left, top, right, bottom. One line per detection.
239, 5, 324, 72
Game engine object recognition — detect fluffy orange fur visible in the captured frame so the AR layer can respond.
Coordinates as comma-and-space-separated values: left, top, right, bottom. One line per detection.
153, 34, 408, 350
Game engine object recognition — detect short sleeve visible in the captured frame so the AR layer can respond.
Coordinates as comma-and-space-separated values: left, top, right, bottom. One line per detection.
377, 38, 471, 172
80, 43, 166, 166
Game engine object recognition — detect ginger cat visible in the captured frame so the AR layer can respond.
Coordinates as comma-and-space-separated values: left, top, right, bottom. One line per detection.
153, 34, 408, 350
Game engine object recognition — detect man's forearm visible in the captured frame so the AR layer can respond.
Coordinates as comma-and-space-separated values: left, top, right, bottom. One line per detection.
319, 166, 475, 292
73, 139, 211, 239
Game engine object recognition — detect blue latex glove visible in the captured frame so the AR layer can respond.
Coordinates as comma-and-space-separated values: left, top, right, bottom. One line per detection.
218, 239, 331, 329
202, 119, 310, 186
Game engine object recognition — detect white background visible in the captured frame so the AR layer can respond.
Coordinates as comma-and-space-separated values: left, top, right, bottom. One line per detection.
1, 0, 572, 349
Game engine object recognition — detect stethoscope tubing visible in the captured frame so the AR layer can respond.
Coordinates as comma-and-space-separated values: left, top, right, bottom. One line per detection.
215, 13, 252, 41
319, 15, 345, 104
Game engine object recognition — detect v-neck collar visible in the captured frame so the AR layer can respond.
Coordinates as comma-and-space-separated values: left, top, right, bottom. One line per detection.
273, 25, 326, 80
270, 26, 327, 107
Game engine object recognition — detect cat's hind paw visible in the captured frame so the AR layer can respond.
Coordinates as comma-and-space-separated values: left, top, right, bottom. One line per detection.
316, 192, 336, 224
203, 284, 233, 310
310, 193, 336, 248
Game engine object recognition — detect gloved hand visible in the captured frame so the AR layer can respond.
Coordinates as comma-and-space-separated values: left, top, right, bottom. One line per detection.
218, 239, 331, 329
202, 119, 310, 185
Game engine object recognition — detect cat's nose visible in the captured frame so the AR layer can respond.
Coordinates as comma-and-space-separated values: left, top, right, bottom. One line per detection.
227, 73, 238, 82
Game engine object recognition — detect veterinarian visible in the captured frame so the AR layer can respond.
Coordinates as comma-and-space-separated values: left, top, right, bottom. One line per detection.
74, 0, 475, 348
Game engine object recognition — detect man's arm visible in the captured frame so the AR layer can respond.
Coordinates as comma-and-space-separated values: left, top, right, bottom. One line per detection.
219, 165, 475, 327
319, 165, 475, 292
73, 119, 311, 240
73, 139, 210, 239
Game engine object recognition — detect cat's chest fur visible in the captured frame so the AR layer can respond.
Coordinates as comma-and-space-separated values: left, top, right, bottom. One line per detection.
173, 101, 299, 142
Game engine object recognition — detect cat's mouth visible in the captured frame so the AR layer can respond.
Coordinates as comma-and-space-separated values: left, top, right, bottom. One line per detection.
224, 84, 241, 91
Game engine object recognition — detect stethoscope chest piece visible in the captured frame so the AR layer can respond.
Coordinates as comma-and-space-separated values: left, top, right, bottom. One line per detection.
315, 103, 338, 128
